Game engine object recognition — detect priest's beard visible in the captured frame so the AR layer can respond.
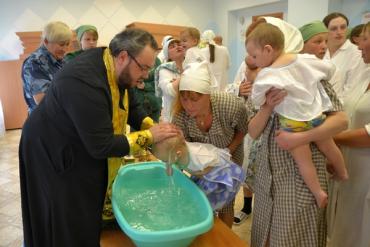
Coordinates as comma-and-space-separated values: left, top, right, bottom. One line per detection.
117, 66, 133, 89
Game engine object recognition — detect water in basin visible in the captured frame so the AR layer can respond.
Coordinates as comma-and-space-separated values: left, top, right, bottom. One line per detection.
116, 177, 203, 231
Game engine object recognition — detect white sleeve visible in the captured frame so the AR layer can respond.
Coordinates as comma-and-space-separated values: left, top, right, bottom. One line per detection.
226, 61, 246, 97
343, 57, 364, 95
183, 48, 205, 68
250, 71, 281, 107
365, 124, 370, 136
329, 67, 345, 103
157, 51, 165, 63
157, 69, 177, 98
323, 60, 336, 81
251, 82, 268, 107
225, 47, 231, 70
225, 81, 241, 97
233, 61, 246, 84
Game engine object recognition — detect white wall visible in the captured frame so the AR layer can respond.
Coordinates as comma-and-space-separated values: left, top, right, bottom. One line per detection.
328, 0, 370, 26
214, 0, 369, 81
1, 0, 368, 73
213, 0, 333, 80
212, 0, 282, 47
226, 1, 288, 81
0, 0, 213, 60
287, 0, 329, 27
338, 0, 369, 26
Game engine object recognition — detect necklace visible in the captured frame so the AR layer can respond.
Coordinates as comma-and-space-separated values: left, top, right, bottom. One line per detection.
196, 113, 211, 127
199, 118, 205, 126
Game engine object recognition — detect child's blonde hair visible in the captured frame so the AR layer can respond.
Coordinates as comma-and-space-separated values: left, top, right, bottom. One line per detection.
364, 21, 370, 36
152, 135, 186, 162
180, 27, 201, 44
246, 23, 284, 53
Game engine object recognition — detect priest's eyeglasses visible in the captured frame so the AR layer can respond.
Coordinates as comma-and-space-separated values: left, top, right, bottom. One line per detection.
127, 52, 152, 73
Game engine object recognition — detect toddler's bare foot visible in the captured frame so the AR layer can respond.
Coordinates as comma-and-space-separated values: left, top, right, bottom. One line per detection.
314, 190, 328, 208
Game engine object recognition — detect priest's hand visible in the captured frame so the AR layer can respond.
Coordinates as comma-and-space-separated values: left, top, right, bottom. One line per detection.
149, 123, 180, 143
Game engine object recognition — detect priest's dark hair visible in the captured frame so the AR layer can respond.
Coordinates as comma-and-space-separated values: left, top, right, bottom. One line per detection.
109, 28, 158, 57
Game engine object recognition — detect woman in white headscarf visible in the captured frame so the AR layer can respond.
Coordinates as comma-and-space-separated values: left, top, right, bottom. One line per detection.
247, 16, 304, 53
157, 35, 173, 63
230, 16, 305, 226
172, 61, 252, 228
245, 19, 348, 247
154, 38, 185, 122
200, 30, 231, 91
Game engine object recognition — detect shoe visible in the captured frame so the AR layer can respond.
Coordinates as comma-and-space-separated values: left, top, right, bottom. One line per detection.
233, 211, 249, 225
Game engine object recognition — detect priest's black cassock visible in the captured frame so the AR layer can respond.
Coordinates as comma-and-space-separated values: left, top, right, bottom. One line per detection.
19, 48, 147, 247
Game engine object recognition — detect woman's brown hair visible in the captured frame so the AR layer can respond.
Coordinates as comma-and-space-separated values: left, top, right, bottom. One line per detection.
172, 91, 203, 118
322, 12, 349, 28
209, 44, 215, 63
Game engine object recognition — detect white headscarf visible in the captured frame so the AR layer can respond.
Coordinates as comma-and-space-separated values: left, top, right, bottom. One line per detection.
263, 16, 304, 53
161, 35, 173, 46
180, 61, 218, 94
162, 38, 179, 62
201, 30, 216, 45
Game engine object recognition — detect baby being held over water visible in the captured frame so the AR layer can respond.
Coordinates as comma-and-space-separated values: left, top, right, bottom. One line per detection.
152, 135, 245, 210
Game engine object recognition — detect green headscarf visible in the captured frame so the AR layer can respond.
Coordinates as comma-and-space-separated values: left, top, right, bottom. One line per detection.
299, 21, 328, 42
76, 25, 98, 41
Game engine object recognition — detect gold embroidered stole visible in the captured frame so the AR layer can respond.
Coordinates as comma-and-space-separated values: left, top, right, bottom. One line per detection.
102, 48, 128, 220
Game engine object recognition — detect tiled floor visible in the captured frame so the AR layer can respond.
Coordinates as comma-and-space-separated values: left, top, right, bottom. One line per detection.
232, 189, 252, 244
0, 129, 251, 246
0, 130, 23, 247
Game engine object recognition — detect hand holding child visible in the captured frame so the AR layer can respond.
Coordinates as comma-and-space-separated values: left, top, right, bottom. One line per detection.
263, 87, 287, 112
239, 80, 253, 97
275, 130, 306, 151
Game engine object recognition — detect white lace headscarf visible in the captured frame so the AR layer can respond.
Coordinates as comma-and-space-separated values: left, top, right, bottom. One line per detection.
201, 30, 216, 45
263, 16, 304, 53
162, 38, 179, 62
180, 61, 218, 94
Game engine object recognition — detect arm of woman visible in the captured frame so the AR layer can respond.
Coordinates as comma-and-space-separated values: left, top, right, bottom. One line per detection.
248, 87, 287, 139
275, 111, 348, 150
225, 48, 231, 69
275, 80, 348, 150
232, 61, 246, 84
22, 58, 54, 104
158, 69, 177, 97
228, 94, 250, 152
227, 131, 245, 154
248, 105, 274, 139
334, 126, 370, 148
